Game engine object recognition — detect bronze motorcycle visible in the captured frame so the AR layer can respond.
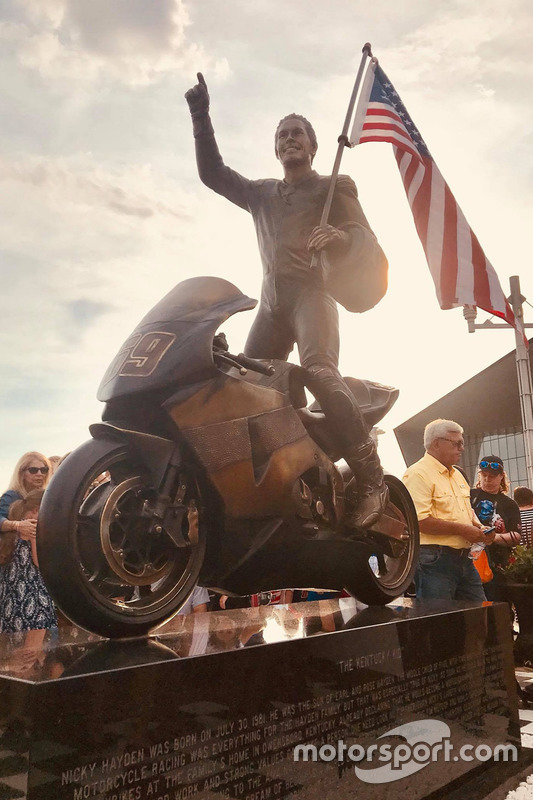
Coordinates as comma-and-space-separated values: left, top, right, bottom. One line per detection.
38, 277, 418, 638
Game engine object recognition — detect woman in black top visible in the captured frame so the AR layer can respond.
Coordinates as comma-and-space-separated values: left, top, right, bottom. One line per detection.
470, 455, 521, 600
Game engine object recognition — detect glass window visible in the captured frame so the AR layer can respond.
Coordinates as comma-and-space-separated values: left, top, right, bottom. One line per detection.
463, 437, 478, 484
507, 436, 517, 459
497, 437, 508, 460
508, 460, 519, 485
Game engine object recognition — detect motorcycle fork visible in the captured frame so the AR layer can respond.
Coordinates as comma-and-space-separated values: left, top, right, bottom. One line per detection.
140, 446, 192, 549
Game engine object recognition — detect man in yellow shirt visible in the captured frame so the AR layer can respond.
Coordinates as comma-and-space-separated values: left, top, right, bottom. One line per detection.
402, 418, 495, 601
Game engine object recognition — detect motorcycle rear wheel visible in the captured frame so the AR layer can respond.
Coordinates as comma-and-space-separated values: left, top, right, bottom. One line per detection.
345, 474, 419, 605
38, 437, 207, 638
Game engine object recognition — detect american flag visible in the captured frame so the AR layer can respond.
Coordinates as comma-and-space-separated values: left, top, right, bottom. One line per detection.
350, 59, 524, 341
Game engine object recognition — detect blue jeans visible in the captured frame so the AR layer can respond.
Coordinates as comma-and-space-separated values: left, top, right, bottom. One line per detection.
415, 545, 486, 602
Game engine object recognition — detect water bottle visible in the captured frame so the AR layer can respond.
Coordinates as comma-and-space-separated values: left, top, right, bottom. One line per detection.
469, 526, 494, 560
469, 541, 486, 560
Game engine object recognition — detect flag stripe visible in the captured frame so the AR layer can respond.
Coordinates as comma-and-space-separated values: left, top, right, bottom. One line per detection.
406, 158, 426, 206
471, 231, 492, 310
440, 181, 459, 307
425, 165, 446, 297
361, 132, 420, 159
408, 158, 433, 256
349, 59, 377, 145
363, 121, 411, 139
352, 60, 525, 341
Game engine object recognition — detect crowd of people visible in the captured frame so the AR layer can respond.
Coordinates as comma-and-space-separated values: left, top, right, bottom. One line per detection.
403, 418, 531, 603
1, 434, 532, 635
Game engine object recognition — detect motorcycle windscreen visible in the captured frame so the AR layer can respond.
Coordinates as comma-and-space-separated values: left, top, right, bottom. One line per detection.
97, 276, 257, 402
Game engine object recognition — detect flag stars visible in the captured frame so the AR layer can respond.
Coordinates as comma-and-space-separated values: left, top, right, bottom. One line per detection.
373, 71, 431, 157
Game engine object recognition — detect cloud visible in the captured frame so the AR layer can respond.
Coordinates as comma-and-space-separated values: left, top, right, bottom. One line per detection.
0, 149, 201, 404
66, 297, 114, 330
0, 155, 190, 220
4, 0, 231, 86
65, 0, 189, 58
377, 0, 533, 92
2, 375, 63, 413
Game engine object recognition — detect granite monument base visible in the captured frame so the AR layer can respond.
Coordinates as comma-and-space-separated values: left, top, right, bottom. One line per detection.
0, 599, 524, 800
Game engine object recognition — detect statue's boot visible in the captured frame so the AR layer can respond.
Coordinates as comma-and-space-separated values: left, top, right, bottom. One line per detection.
344, 439, 389, 529
304, 364, 388, 528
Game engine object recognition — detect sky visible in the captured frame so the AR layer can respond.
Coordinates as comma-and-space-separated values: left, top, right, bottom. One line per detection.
1, 0, 533, 489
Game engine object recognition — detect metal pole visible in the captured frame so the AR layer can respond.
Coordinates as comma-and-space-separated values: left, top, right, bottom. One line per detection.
310, 42, 372, 270
509, 276, 533, 487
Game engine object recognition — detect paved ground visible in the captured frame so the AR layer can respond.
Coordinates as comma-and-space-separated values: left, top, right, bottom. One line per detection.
488, 669, 533, 799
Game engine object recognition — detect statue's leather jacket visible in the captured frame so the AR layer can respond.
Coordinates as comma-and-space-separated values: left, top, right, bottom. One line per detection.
193, 114, 381, 308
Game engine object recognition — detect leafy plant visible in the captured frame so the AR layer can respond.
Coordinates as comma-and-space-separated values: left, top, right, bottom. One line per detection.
504, 545, 533, 585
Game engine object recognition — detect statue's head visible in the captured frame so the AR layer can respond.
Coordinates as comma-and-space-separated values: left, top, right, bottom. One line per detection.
275, 114, 317, 166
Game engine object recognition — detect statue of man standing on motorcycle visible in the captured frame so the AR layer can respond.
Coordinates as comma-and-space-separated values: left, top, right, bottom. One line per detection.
185, 73, 389, 528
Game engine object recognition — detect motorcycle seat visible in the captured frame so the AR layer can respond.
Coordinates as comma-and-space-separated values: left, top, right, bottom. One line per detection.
309, 377, 398, 429
296, 407, 342, 460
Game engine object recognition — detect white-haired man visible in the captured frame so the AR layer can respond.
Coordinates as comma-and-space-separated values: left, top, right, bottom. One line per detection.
402, 419, 495, 601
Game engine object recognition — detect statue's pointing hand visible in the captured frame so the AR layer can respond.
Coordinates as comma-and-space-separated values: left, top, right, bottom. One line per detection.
185, 72, 210, 116
307, 225, 349, 253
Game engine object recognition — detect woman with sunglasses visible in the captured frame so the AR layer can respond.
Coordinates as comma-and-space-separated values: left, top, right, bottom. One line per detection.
470, 455, 521, 601
0, 452, 51, 540
0, 489, 57, 632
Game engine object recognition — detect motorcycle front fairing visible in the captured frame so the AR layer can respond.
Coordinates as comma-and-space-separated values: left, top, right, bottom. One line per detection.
97, 276, 257, 403
94, 276, 258, 498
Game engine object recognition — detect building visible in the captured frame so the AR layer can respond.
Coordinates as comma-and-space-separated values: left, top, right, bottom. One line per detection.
394, 342, 533, 490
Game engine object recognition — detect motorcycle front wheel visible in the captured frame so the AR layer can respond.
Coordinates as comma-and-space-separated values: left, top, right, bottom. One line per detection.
345, 474, 419, 605
38, 437, 207, 638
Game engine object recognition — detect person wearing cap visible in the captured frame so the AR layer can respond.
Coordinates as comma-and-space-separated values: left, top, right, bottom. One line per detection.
470, 456, 521, 600
402, 419, 495, 601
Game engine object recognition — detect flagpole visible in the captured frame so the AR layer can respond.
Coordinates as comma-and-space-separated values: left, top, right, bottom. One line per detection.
310, 42, 372, 270
464, 276, 533, 487
510, 277, 533, 488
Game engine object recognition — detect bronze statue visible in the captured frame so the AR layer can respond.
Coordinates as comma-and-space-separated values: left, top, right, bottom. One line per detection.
38, 273, 419, 637
185, 73, 389, 527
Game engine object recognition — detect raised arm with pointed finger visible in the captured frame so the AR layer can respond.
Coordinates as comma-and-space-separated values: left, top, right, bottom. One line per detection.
185, 72, 253, 209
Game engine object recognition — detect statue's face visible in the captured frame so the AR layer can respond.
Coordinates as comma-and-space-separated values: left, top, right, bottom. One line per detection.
275, 117, 315, 167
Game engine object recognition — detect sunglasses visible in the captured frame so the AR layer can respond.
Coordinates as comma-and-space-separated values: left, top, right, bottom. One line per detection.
438, 437, 464, 448
25, 466, 49, 475
479, 461, 502, 472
